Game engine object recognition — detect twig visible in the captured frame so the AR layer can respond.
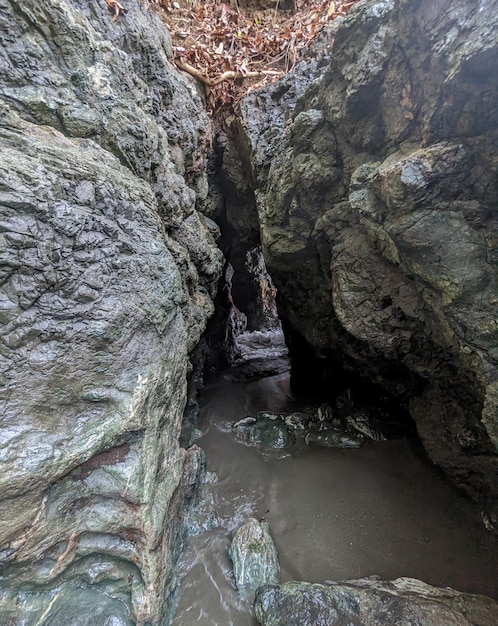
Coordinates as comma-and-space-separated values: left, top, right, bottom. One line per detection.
273, 0, 280, 24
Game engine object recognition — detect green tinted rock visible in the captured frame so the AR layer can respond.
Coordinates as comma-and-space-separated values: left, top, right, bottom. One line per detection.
255, 578, 498, 626
229, 518, 280, 599
0, 1, 222, 624
240, 0, 498, 512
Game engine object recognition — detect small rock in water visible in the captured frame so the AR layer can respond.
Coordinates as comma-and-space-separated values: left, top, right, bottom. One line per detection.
232, 414, 295, 449
229, 518, 280, 599
234, 416, 258, 427
231, 403, 397, 451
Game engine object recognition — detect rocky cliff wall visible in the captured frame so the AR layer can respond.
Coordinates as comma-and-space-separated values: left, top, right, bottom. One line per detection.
239, 0, 498, 517
0, 1, 222, 623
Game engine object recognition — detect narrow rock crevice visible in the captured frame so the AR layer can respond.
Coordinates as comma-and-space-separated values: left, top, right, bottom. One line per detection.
1, 0, 497, 624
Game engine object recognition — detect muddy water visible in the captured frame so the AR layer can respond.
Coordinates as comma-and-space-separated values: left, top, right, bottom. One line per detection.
172, 373, 498, 625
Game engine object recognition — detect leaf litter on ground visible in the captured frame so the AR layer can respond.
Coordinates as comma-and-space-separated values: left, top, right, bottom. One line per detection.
147, 0, 360, 111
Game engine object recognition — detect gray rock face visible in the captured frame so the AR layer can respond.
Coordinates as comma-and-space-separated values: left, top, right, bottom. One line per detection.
0, 1, 222, 624
240, 0, 498, 512
229, 518, 280, 599
254, 577, 498, 626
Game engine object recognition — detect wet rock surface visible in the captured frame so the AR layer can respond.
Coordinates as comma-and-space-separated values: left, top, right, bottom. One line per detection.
254, 577, 498, 626
0, 1, 222, 623
233, 414, 296, 449
223, 329, 290, 382
229, 517, 280, 599
232, 388, 415, 450
239, 0, 498, 512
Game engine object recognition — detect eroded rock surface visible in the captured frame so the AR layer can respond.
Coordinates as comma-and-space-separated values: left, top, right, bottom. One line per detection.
254, 577, 498, 626
239, 0, 498, 514
229, 518, 280, 599
0, 1, 222, 623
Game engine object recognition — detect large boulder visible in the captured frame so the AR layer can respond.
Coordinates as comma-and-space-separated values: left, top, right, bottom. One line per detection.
240, 0, 498, 514
254, 577, 498, 626
0, 0, 222, 623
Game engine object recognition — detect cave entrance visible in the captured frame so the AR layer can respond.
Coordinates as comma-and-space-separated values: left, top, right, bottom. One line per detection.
199, 128, 418, 442
206, 215, 417, 441
177, 253, 497, 623
175, 96, 498, 626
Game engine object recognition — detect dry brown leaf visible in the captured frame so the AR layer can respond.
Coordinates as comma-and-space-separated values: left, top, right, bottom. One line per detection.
151, 0, 360, 111
104, 0, 128, 22
326, 1, 336, 17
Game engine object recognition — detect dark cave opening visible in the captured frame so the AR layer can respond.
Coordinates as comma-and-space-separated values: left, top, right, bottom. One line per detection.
202, 124, 420, 442
281, 320, 419, 440
204, 219, 419, 443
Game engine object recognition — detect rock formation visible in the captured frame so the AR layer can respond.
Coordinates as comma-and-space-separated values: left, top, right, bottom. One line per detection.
0, 0, 222, 623
238, 0, 498, 519
1, 0, 497, 623
229, 517, 280, 599
255, 577, 498, 626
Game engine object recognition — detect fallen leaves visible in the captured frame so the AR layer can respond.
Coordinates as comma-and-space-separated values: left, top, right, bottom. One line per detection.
151, 0, 360, 111
102, 1, 359, 107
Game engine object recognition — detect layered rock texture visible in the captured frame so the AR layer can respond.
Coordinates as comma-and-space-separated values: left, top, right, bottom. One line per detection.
255, 577, 498, 626
238, 0, 498, 515
1, 0, 497, 622
0, 0, 222, 623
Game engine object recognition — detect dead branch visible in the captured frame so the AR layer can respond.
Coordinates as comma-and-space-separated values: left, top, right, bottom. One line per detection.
174, 59, 282, 86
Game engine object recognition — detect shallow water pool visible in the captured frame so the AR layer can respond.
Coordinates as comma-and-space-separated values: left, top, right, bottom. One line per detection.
172, 373, 498, 625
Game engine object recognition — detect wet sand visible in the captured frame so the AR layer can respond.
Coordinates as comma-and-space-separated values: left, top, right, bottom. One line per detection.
172, 373, 498, 625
